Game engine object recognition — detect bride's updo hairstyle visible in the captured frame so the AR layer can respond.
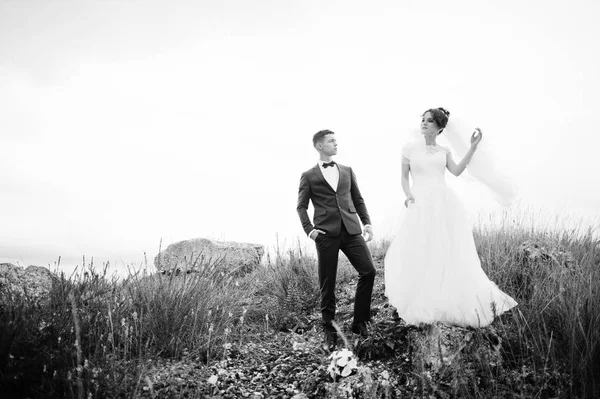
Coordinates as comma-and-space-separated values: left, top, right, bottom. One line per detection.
423, 107, 451, 134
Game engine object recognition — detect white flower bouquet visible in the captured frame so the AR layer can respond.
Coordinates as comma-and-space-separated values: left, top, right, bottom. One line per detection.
327, 348, 358, 380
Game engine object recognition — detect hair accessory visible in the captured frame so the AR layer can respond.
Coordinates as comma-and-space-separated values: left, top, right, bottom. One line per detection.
437, 107, 450, 118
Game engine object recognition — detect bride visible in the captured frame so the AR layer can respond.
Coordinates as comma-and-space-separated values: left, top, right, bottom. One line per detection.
384, 107, 517, 328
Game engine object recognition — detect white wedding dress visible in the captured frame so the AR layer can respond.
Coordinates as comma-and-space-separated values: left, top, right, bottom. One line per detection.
384, 142, 517, 327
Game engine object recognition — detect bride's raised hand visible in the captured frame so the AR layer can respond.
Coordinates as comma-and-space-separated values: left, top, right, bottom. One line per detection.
470, 128, 483, 148
404, 194, 415, 208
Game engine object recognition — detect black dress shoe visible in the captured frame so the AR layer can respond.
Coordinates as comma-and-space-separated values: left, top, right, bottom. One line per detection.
323, 323, 338, 351
351, 321, 369, 337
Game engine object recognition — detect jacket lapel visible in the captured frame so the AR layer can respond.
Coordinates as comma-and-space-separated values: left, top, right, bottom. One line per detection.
312, 164, 336, 192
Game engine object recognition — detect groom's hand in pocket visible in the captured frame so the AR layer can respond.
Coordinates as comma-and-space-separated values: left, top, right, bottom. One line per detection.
310, 229, 326, 241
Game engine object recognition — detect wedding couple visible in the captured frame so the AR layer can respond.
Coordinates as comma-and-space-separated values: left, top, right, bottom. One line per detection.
296, 108, 518, 350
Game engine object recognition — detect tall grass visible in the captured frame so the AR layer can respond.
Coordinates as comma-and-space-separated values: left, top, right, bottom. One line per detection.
473, 210, 600, 398
251, 240, 321, 329
1, 254, 257, 397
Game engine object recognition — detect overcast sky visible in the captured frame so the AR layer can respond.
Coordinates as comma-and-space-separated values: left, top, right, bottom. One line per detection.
1, 0, 598, 274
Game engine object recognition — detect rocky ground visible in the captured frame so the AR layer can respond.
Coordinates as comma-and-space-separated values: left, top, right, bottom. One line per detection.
136, 257, 546, 399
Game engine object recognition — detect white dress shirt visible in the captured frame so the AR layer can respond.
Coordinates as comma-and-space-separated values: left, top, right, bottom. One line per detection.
319, 160, 339, 191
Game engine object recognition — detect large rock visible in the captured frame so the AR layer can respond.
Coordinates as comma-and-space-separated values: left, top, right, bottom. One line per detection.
520, 239, 575, 268
511, 239, 576, 300
154, 238, 264, 275
0, 263, 54, 301
409, 323, 503, 395
0, 264, 55, 370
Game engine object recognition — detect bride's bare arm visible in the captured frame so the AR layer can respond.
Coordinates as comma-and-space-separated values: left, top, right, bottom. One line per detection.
401, 163, 414, 206
446, 128, 483, 177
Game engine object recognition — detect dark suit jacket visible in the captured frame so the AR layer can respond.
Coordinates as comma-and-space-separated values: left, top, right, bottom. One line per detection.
297, 163, 371, 236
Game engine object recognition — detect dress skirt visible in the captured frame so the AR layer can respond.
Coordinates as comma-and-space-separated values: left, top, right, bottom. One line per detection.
384, 182, 517, 327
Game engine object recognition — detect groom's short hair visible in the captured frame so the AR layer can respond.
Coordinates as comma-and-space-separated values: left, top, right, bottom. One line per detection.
313, 130, 334, 147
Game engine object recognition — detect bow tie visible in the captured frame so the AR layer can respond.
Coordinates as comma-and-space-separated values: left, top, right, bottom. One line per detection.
322, 161, 336, 169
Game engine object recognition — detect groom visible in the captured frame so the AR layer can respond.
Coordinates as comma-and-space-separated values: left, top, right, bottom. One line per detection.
297, 129, 376, 350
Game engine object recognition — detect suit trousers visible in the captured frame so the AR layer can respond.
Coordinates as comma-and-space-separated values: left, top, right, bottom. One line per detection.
315, 223, 376, 324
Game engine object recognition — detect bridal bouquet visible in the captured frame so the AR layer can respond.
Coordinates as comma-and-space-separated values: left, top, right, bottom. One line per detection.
327, 348, 358, 380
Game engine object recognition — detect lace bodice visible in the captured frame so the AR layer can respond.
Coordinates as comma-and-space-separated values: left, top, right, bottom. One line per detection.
402, 143, 449, 186
425, 145, 445, 155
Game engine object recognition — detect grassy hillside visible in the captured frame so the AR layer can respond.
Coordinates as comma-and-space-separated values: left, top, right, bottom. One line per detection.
1, 212, 598, 398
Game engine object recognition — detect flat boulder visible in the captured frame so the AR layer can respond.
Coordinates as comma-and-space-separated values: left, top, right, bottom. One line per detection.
154, 238, 264, 275
0, 263, 54, 302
